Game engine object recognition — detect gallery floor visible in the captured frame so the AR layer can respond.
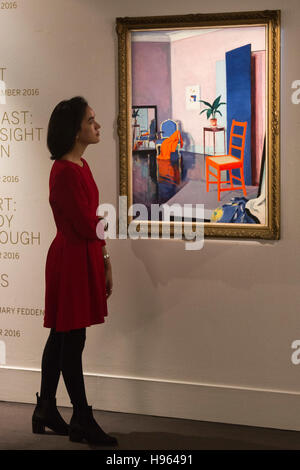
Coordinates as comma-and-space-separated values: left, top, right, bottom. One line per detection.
1, 401, 300, 450
132, 151, 260, 221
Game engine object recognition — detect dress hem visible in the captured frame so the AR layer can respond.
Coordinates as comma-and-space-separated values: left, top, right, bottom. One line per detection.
43, 318, 106, 332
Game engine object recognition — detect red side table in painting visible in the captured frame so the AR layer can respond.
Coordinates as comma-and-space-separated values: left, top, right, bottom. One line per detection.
203, 126, 226, 177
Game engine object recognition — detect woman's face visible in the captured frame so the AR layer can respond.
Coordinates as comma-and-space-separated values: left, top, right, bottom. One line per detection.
77, 105, 101, 146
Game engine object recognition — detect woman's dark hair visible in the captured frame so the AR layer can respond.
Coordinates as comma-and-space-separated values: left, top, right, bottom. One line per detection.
47, 96, 88, 160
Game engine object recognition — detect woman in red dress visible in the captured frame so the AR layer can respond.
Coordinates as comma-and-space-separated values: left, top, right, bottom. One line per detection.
32, 97, 117, 446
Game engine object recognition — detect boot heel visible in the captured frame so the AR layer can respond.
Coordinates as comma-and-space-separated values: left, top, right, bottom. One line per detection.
32, 418, 45, 434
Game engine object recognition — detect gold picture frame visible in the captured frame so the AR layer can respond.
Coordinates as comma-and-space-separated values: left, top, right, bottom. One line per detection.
116, 10, 280, 240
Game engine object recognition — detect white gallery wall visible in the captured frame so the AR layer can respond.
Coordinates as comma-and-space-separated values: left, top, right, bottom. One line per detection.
0, 0, 300, 430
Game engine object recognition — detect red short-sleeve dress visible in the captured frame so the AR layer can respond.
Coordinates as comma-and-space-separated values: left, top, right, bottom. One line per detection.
43, 157, 107, 332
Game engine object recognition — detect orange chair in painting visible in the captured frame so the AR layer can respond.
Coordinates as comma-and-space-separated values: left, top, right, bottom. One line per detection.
206, 120, 247, 201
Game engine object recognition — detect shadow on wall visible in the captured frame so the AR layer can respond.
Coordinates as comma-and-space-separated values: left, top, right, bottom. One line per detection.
177, 120, 194, 152
130, 234, 279, 293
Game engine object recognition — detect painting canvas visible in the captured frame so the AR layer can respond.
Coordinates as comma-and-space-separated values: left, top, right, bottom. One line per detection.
117, 11, 280, 239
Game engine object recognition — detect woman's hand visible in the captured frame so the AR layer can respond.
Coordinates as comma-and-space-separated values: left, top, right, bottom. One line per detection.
105, 262, 113, 298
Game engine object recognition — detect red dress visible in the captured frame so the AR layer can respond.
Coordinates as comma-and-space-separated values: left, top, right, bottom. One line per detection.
44, 157, 107, 332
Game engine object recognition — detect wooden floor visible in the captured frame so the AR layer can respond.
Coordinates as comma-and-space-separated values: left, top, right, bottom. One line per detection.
0, 400, 300, 451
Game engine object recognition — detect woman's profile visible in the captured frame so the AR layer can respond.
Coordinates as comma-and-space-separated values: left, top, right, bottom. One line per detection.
32, 96, 117, 446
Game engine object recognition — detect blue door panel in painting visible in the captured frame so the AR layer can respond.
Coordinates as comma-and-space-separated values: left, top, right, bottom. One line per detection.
226, 44, 252, 185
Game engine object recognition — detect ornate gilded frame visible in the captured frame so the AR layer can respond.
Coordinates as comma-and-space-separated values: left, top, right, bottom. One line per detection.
116, 10, 280, 240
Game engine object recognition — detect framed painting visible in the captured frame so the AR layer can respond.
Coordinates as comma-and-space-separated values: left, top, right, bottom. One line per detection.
116, 10, 280, 241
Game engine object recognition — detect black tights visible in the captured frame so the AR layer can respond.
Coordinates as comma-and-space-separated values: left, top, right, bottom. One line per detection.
40, 328, 88, 408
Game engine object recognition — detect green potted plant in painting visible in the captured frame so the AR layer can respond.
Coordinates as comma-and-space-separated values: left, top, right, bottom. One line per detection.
199, 95, 226, 127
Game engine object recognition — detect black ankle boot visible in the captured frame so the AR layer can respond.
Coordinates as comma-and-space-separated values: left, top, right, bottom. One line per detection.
69, 405, 118, 446
32, 392, 69, 435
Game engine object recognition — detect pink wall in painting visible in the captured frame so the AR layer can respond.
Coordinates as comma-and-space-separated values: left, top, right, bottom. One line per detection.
132, 28, 266, 184
131, 42, 172, 126
170, 27, 266, 152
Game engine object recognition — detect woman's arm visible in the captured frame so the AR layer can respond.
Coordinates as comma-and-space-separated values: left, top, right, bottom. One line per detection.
51, 166, 105, 243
